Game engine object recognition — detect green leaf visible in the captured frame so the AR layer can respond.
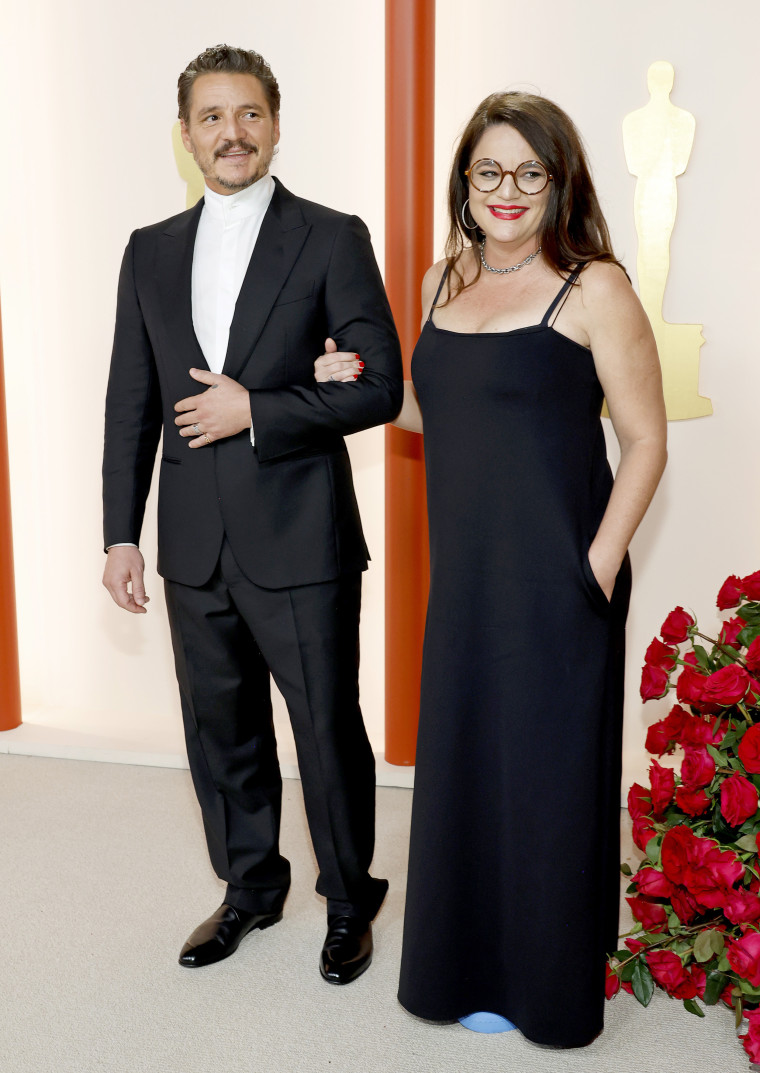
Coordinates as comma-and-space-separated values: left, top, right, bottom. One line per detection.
738, 603, 760, 626
738, 624, 760, 648
703, 970, 729, 1006
667, 911, 682, 933
621, 958, 637, 983
612, 949, 630, 961
739, 978, 760, 998
645, 835, 662, 865
736, 834, 758, 852
710, 932, 726, 957
693, 644, 711, 671
631, 959, 655, 1007
620, 862, 632, 876
683, 997, 705, 1017
736, 992, 745, 1029
694, 929, 717, 963
706, 744, 724, 766
625, 882, 637, 894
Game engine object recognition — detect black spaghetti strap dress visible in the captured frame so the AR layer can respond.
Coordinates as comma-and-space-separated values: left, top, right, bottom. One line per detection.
397, 268, 631, 1048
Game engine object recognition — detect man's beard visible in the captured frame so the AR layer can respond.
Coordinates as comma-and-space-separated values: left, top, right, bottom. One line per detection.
195, 138, 271, 192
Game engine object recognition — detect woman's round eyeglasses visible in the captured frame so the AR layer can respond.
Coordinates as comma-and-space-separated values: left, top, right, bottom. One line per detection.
465, 159, 552, 195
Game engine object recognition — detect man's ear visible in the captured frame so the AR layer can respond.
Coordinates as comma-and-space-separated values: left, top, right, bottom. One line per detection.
179, 118, 193, 154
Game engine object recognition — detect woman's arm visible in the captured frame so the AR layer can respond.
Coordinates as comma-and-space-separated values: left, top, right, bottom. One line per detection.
313, 260, 448, 435
581, 262, 668, 598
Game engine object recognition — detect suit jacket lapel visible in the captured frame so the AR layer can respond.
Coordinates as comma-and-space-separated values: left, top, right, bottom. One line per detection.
156, 200, 209, 371
222, 179, 311, 382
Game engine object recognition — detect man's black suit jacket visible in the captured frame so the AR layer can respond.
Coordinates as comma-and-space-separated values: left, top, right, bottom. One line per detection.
103, 179, 403, 589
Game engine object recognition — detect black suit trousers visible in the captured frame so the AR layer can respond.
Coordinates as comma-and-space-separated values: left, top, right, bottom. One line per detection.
164, 539, 386, 920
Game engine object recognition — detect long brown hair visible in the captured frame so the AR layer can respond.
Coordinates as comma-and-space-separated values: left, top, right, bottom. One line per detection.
443, 91, 625, 302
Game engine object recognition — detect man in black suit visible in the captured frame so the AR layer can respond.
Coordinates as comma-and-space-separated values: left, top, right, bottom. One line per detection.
102, 44, 402, 984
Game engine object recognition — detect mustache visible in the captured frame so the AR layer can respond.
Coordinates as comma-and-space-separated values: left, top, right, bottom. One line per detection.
214, 140, 258, 160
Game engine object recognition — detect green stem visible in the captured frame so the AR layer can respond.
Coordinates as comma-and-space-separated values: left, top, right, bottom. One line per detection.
614, 919, 722, 970
693, 630, 748, 668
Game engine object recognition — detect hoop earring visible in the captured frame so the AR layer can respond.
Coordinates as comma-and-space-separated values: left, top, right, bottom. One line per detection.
460, 198, 479, 231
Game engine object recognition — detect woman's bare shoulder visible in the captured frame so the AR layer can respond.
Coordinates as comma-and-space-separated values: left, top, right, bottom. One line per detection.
577, 260, 632, 305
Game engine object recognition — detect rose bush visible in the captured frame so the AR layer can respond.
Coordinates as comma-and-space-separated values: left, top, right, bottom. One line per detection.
610, 572, 760, 1067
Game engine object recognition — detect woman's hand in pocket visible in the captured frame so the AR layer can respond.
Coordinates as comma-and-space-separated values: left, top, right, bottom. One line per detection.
587, 542, 621, 601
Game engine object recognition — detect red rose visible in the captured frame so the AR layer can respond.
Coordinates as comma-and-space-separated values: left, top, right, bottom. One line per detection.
632, 819, 657, 853
676, 664, 707, 708
741, 1009, 760, 1064
723, 888, 760, 926
635, 866, 672, 898
625, 896, 667, 932
738, 724, 760, 774
675, 786, 711, 816
645, 705, 690, 756
661, 826, 696, 886
680, 746, 715, 790
679, 712, 725, 748
701, 665, 751, 706
649, 760, 675, 818
728, 931, 760, 987
721, 773, 759, 826
645, 720, 673, 756
625, 938, 646, 953
717, 575, 744, 610
718, 616, 745, 648
661, 825, 743, 909
670, 883, 700, 924
743, 571, 760, 600
746, 637, 760, 674
645, 637, 678, 670
646, 949, 698, 999
660, 606, 695, 644
605, 963, 620, 999
640, 663, 669, 701
690, 963, 706, 999
627, 782, 651, 821
688, 839, 744, 908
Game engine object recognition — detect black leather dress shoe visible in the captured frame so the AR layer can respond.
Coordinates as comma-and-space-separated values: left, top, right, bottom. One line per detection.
179, 903, 282, 967
319, 915, 373, 984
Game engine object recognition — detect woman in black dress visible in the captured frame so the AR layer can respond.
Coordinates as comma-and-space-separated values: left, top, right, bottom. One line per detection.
316, 92, 667, 1047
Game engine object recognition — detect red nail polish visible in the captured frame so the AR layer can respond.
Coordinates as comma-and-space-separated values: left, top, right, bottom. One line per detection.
355, 354, 360, 360
353, 374, 358, 379
358, 362, 365, 368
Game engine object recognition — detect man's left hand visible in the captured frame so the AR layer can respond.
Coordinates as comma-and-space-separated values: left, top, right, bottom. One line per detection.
175, 369, 252, 448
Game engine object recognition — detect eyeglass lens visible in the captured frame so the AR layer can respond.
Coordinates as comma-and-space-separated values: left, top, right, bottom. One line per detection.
468, 160, 549, 194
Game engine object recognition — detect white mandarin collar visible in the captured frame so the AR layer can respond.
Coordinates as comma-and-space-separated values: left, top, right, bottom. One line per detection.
202, 173, 275, 222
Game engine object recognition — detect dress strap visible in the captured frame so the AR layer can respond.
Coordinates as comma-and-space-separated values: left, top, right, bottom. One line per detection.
541, 265, 585, 327
427, 266, 450, 321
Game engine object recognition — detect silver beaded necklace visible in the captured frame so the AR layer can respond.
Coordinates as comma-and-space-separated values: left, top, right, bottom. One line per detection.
479, 240, 542, 275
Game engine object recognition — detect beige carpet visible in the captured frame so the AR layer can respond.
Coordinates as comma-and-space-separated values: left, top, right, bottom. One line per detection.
0, 753, 750, 1073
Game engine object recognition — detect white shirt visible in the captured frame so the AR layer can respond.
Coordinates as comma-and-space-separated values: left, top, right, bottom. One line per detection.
192, 174, 275, 373
109, 175, 274, 549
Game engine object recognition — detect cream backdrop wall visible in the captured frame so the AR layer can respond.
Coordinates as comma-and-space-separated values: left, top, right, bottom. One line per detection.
0, 0, 758, 794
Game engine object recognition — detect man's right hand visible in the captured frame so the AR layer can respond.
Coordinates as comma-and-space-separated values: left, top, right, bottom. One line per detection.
102, 546, 150, 614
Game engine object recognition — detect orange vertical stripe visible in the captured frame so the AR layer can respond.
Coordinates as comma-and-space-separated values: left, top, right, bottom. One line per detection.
0, 297, 22, 730
384, 0, 434, 764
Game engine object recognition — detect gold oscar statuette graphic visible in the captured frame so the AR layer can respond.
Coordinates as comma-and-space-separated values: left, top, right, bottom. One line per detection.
622, 61, 712, 420
172, 121, 205, 209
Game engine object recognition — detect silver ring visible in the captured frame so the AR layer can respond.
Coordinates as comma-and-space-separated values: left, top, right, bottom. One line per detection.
192, 423, 201, 435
